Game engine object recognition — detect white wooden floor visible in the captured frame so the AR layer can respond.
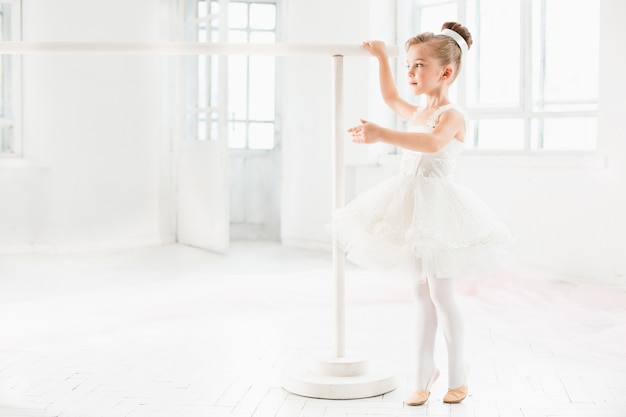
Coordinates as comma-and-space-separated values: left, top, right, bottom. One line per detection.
0, 242, 625, 417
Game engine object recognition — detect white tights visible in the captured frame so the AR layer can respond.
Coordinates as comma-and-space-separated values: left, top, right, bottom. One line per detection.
412, 261, 466, 390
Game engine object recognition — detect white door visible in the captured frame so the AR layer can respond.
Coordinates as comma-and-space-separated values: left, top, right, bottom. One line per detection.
176, 0, 229, 253
177, 133, 229, 252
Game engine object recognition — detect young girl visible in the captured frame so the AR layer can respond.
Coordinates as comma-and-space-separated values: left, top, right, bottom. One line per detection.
332, 22, 512, 405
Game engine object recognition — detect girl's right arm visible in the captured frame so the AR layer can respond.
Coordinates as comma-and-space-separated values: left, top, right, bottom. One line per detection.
363, 41, 416, 120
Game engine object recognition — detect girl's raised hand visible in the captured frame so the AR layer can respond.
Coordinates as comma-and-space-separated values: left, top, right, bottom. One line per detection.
348, 119, 381, 144
362, 40, 388, 59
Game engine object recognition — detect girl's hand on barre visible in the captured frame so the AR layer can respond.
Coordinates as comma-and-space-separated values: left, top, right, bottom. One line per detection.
362, 40, 388, 59
348, 119, 382, 144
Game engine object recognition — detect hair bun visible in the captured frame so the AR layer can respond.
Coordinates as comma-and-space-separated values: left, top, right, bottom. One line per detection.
441, 21, 473, 50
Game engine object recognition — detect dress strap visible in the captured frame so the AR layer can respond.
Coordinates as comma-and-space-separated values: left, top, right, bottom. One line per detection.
408, 107, 426, 123
427, 104, 468, 131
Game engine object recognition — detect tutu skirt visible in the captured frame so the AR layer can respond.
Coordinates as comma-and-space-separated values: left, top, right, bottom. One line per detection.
331, 172, 513, 280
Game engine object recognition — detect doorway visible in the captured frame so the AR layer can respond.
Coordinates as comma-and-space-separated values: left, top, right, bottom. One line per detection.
230, 148, 280, 240
177, 0, 281, 249
225, 1, 281, 241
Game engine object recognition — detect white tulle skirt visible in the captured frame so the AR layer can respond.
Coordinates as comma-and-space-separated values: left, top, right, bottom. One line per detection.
331, 173, 513, 280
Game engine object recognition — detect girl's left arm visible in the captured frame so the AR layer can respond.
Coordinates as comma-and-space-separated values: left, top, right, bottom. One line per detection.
349, 110, 465, 153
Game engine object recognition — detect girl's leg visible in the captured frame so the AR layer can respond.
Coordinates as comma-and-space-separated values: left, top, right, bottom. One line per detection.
426, 274, 466, 389
411, 260, 438, 389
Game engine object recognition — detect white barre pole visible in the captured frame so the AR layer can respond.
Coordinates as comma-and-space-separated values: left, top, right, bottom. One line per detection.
331, 55, 346, 358
283, 52, 396, 399
0, 42, 398, 57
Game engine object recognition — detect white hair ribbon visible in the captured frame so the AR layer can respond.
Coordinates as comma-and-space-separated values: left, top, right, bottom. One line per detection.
439, 28, 468, 59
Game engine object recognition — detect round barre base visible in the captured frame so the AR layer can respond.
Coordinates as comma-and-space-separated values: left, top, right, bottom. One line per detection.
282, 355, 397, 400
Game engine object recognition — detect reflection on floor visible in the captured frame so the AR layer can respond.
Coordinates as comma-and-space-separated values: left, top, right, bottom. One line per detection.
0, 242, 625, 417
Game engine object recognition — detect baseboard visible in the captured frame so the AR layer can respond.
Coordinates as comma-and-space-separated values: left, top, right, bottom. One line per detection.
0, 236, 176, 254
281, 237, 332, 252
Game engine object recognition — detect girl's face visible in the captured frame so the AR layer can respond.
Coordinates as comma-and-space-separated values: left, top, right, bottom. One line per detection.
405, 43, 449, 96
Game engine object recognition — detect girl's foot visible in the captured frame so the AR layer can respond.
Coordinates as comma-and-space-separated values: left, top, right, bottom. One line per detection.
443, 364, 470, 404
405, 367, 440, 406
443, 385, 467, 403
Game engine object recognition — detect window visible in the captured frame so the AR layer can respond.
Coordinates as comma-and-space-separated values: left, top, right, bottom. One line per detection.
0, 0, 21, 158
408, 0, 599, 151
183, 0, 278, 150
226, 0, 277, 150
181, 0, 223, 144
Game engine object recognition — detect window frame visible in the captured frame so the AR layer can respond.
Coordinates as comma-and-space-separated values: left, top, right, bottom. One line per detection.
181, 0, 279, 151
181, 0, 225, 143
405, 0, 600, 156
224, 0, 279, 151
0, 0, 22, 159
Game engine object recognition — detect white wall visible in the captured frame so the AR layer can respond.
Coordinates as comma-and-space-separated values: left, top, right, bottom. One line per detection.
281, 0, 626, 282
0, 0, 175, 252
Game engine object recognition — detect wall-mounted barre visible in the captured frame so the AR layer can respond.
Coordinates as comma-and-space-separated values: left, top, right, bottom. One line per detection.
0, 42, 399, 57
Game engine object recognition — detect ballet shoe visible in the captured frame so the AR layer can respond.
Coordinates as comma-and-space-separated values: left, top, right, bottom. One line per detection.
405, 367, 440, 406
443, 385, 468, 404
443, 365, 470, 404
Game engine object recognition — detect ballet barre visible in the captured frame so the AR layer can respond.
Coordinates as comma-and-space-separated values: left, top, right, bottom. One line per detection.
0, 41, 397, 57
0, 40, 399, 399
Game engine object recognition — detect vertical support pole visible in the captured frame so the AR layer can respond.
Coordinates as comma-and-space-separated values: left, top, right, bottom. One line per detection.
331, 55, 346, 359
283, 53, 395, 401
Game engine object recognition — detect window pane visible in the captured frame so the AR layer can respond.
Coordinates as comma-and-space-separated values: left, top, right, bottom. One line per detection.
250, 31, 275, 43
210, 1, 219, 16
418, 3, 457, 32
248, 56, 275, 120
466, 0, 520, 107
198, 55, 208, 108
228, 2, 248, 29
533, 0, 599, 111
248, 122, 274, 150
0, 7, 6, 119
210, 56, 219, 108
210, 27, 219, 41
197, 112, 220, 141
198, 23, 207, 42
184, 54, 199, 111
0, 56, 4, 117
1, 126, 12, 153
198, 21, 220, 42
230, 122, 247, 149
197, 0, 208, 18
228, 55, 248, 119
211, 116, 218, 141
197, 113, 207, 141
532, 118, 597, 150
471, 119, 525, 150
185, 112, 197, 140
249, 3, 276, 30
229, 29, 247, 42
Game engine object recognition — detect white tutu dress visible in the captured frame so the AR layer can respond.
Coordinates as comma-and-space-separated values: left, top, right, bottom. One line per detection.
331, 104, 513, 280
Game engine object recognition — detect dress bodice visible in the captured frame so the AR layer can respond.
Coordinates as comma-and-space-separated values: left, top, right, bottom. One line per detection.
399, 104, 466, 180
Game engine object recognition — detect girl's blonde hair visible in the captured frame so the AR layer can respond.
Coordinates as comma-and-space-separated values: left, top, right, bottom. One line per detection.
405, 21, 473, 77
